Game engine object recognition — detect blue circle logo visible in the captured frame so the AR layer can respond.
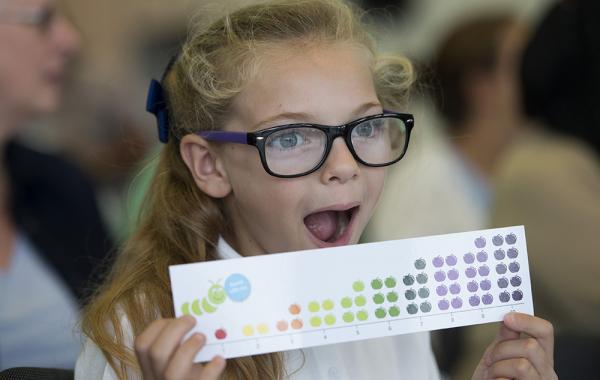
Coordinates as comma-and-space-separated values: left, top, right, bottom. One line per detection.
225, 273, 251, 302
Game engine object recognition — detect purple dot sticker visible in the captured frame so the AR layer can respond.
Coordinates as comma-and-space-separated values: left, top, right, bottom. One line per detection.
478, 265, 490, 277
482, 293, 493, 305
476, 251, 488, 262
512, 290, 523, 301
436, 285, 448, 296
445, 254, 458, 266
418, 287, 430, 299
465, 266, 477, 278
505, 233, 517, 245
480, 279, 492, 291
416, 273, 428, 284
496, 263, 507, 275
434, 270, 446, 282
474, 236, 486, 248
420, 302, 432, 313
467, 280, 478, 292
499, 291, 511, 303
494, 249, 506, 260
463, 252, 475, 264
433, 256, 444, 268
507, 248, 519, 259
403, 274, 415, 286
451, 297, 463, 309
438, 299, 450, 311
449, 283, 461, 295
492, 235, 504, 246
469, 295, 481, 307
497, 277, 509, 288
509, 262, 520, 273
447, 268, 459, 281
510, 276, 522, 287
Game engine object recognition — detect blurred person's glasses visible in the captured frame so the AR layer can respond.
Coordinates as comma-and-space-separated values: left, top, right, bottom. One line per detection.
197, 111, 414, 178
0, 3, 57, 33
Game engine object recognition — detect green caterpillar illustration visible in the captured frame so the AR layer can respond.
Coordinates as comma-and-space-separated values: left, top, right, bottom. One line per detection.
181, 281, 227, 316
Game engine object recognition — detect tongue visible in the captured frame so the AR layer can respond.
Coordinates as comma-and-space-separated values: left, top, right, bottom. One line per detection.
304, 211, 337, 242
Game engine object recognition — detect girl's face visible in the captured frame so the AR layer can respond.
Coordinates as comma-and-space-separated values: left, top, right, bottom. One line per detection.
184, 43, 387, 256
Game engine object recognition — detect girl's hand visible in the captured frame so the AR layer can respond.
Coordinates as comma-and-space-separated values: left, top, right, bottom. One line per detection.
134, 315, 226, 380
472, 312, 557, 380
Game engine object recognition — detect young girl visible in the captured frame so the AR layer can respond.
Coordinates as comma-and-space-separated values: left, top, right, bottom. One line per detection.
76, 0, 557, 379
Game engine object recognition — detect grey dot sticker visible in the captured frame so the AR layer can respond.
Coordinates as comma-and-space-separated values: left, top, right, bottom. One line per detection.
436, 285, 448, 296
475, 236, 486, 248
509, 262, 520, 273
415, 258, 426, 270
465, 266, 477, 278
420, 302, 432, 313
451, 297, 463, 309
403, 274, 415, 286
405, 289, 416, 300
482, 293, 493, 305
467, 280, 478, 292
498, 277, 509, 288
507, 248, 519, 259
512, 290, 523, 301
407, 303, 418, 315
438, 299, 450, 310
480, 279, 492, 291
510, 276, 522, 287
494, 249, 506, 260
449, 283, 461, 295
447, 268, 459, 281
434, 270, 446, 282
496, 263, 507, 275
476, 251, 488, 262
492, 235, 504, 246
506, 233, 517, 245
478, 265, 490, 277
416, 273, 428, 284
499, 291, 511, 303
469, 295, 481, 306
464, 252, 475, 264
418, 287, 430, 299
433, 256, 444, 268
445, 254, 458, 266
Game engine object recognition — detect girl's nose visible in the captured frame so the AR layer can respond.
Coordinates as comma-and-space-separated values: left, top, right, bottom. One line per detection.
51, 14, 80, 58
320, 138, 359, 184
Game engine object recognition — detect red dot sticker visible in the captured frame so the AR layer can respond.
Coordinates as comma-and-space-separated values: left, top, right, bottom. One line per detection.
215, 328, 227, 340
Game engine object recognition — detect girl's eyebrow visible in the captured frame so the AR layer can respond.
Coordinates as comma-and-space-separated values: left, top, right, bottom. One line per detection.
251, 101, 382, 131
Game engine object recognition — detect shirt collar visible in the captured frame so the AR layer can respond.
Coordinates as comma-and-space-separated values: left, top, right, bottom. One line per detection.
216, 236, 243, 260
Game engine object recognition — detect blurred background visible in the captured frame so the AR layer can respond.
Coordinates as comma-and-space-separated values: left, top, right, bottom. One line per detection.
3, 0, 599, 379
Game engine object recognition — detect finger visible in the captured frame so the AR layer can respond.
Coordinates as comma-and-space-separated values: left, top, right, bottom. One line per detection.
487, 337, 555, 378
198, 356, 227, 380
134, 319, 170, 380
487, 358, 541, 380
148, 315, 197, 376
503, 313, 554, 359
482, 320, 520, 366
163, 333, 207, 379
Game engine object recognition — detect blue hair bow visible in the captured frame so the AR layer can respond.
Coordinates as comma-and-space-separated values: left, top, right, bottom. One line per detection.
146, 79, 169, 143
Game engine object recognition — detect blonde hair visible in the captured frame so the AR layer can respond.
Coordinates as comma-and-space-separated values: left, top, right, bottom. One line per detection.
81, 0, 414, 379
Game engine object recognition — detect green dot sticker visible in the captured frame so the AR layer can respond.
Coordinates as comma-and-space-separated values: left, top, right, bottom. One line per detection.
375, 307, 387, 319
356, 310, 369, 321
385, 276, 397, 288
415, 258, 426, 270
354, 295, 366, 307
341, 297, 353, 308
373, 293, 385, 304
371, 278, 383, 290
389, 305, 400, 317
352, 280, 365, 292
324, 314, 336, 325
310, 316, 322, 327
405, 289, 417, 300
308, 301, 320, 312
343, 312, 355, 323
322, 299, 334, 311
387, 291, 399, 302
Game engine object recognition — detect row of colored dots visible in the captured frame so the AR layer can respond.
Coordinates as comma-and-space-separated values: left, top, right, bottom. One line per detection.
475, 233, 517, 248
433, 248, 519, 268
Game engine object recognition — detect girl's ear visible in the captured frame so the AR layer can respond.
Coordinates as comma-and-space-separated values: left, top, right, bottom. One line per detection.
179, 134, 232, 198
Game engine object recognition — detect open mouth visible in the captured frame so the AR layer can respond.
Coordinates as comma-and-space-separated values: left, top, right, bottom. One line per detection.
303, 205, 360, 247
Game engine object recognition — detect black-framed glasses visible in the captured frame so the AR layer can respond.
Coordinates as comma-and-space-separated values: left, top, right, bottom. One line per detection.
0, 4, 57, 33
197, 111, 414, 178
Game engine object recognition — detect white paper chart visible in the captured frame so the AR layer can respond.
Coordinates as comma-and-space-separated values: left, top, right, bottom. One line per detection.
169, 226, 534, 362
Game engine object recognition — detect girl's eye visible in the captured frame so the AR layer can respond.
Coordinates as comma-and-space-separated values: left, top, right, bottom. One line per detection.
353, 119, 384, 138
269, 130, 307, 150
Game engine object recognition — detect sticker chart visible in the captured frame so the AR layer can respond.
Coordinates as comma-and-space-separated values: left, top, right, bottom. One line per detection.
169, 226, 534, 362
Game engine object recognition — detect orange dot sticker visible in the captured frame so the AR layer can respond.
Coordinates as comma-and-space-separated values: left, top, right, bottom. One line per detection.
276, 320, 289, 332
291, 318, 303, 330
289, 304, 301, 315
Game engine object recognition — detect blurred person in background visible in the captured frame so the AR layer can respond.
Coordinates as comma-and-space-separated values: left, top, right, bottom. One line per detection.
364, 13, 528, 378
0, 0, 113, 370
491, 0, 600, 378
